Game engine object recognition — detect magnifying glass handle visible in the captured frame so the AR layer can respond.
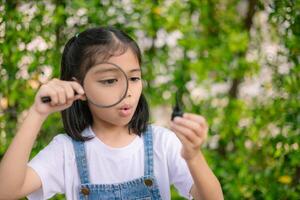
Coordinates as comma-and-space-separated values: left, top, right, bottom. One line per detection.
41, 92, 78, 103
41, 96, 51, 103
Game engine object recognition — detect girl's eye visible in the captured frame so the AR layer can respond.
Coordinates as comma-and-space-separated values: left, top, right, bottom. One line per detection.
98, 79, 118, 85
130, 77, 141, 82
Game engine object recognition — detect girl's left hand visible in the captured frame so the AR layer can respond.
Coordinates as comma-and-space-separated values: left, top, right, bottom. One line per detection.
170, 113, 208, 161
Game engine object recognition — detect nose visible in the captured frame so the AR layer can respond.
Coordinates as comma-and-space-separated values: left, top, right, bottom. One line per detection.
125, 79, 134, 98
126, 88, 132, 98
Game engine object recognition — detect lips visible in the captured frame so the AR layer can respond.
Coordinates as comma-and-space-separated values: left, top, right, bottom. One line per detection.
118, 104, 133, 117
118, 104, 132, 110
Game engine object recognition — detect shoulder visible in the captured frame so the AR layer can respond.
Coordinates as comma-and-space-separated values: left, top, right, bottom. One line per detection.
28, 134, 74, 168
39, 134, 74, 157
50, 133, 73, 146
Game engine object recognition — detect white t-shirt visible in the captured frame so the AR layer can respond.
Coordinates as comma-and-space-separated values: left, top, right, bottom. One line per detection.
27, 125, 194, 200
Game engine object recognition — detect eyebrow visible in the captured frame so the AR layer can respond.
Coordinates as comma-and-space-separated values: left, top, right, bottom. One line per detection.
129, 68, 141, 73
94, 68, 141, 74
94, 68, 119, 74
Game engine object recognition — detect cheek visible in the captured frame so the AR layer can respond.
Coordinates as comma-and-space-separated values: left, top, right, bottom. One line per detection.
134, 83, 143, 95
91, 107, 118, 123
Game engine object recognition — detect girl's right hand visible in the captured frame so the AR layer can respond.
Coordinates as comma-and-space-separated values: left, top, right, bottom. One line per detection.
31, 78, 85, 118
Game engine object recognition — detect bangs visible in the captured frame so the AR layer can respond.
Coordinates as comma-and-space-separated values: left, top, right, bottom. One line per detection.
78, 41, 128, 82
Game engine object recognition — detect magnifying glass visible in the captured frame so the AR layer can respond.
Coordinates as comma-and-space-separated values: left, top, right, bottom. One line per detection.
41, 62, 129, 108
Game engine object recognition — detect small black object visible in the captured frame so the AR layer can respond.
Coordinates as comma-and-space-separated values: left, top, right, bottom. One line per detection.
41, 91, 78, 103
171, 91, 184, 120
41, 96, 51, 103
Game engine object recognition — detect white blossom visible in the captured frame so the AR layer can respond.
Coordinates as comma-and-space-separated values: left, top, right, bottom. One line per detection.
38, 65, 53, 83
278, 62, 292, 74
154, 29, 167, 48
244, 139, 253, 149
166, 30, 183, 47
210, 82, 230, 96
208, 134, 220, 149
26, 36, 49, 52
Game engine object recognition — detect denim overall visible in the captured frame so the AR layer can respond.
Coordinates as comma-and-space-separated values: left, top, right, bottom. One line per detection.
72, 126, 162, 200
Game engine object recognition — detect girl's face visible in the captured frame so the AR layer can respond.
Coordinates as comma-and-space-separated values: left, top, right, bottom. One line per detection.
84, 49, 143, 128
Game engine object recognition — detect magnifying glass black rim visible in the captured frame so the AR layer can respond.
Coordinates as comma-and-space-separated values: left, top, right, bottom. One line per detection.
83, 61, 129, 108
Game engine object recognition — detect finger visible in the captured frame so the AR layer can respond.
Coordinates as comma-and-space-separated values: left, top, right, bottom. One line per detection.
183, 113, 207, 128
49, 81, 66, 105
62, 81, 86, 103
171, 123, 203, 149
183, 113, 208, 136
170, 121, 202, 146
61, 84, 75, 104
173, 117, 203, 137
182, 116, 208, 140
69, 81, 84, 95
56, 86, 67, 105
170, 122, 194, 147
51, 100, 74, 112
41, 84, 59, 106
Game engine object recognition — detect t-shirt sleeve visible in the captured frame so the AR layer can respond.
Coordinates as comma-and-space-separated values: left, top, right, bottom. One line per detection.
27, 134, 67, 200
165, 128, 194, 199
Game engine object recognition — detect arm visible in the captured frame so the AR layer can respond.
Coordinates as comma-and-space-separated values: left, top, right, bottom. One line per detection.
187, 153, 223, 200
0, 107, 45, 199
170, 113, 224, 200
0, 78, 85, 199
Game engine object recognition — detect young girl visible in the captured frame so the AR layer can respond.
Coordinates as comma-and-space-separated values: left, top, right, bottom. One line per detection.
0, 27, 223, 200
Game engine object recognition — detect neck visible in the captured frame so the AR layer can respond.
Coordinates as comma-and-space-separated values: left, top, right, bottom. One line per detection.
92, 122, 129, 137
91, 121, 136, 148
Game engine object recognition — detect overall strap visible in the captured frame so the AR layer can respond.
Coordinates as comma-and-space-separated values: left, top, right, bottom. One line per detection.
143, 125, 154, 176
72, 140, 90, 184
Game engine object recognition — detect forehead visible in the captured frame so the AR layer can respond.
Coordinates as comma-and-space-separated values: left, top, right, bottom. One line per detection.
89, 49, 140, 73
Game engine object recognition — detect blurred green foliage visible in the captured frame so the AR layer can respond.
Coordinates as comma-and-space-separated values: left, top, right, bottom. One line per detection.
0, 0, 299, 199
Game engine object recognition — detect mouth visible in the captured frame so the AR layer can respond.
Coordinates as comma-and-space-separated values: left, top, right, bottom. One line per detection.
118, 104, 132, 110
118, 104, 133, 117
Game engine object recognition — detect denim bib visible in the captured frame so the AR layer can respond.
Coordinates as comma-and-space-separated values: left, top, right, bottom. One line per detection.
72, 126, 162, 200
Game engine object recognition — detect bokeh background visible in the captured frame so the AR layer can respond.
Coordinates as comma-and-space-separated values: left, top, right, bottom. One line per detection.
0, 0, 299, 199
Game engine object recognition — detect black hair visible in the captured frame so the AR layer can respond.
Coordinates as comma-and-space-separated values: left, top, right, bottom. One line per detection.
60, 26, 149, 141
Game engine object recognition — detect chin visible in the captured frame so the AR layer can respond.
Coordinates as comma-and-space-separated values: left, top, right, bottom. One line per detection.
119, 118, 134, 126
110, 116, 134, 127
